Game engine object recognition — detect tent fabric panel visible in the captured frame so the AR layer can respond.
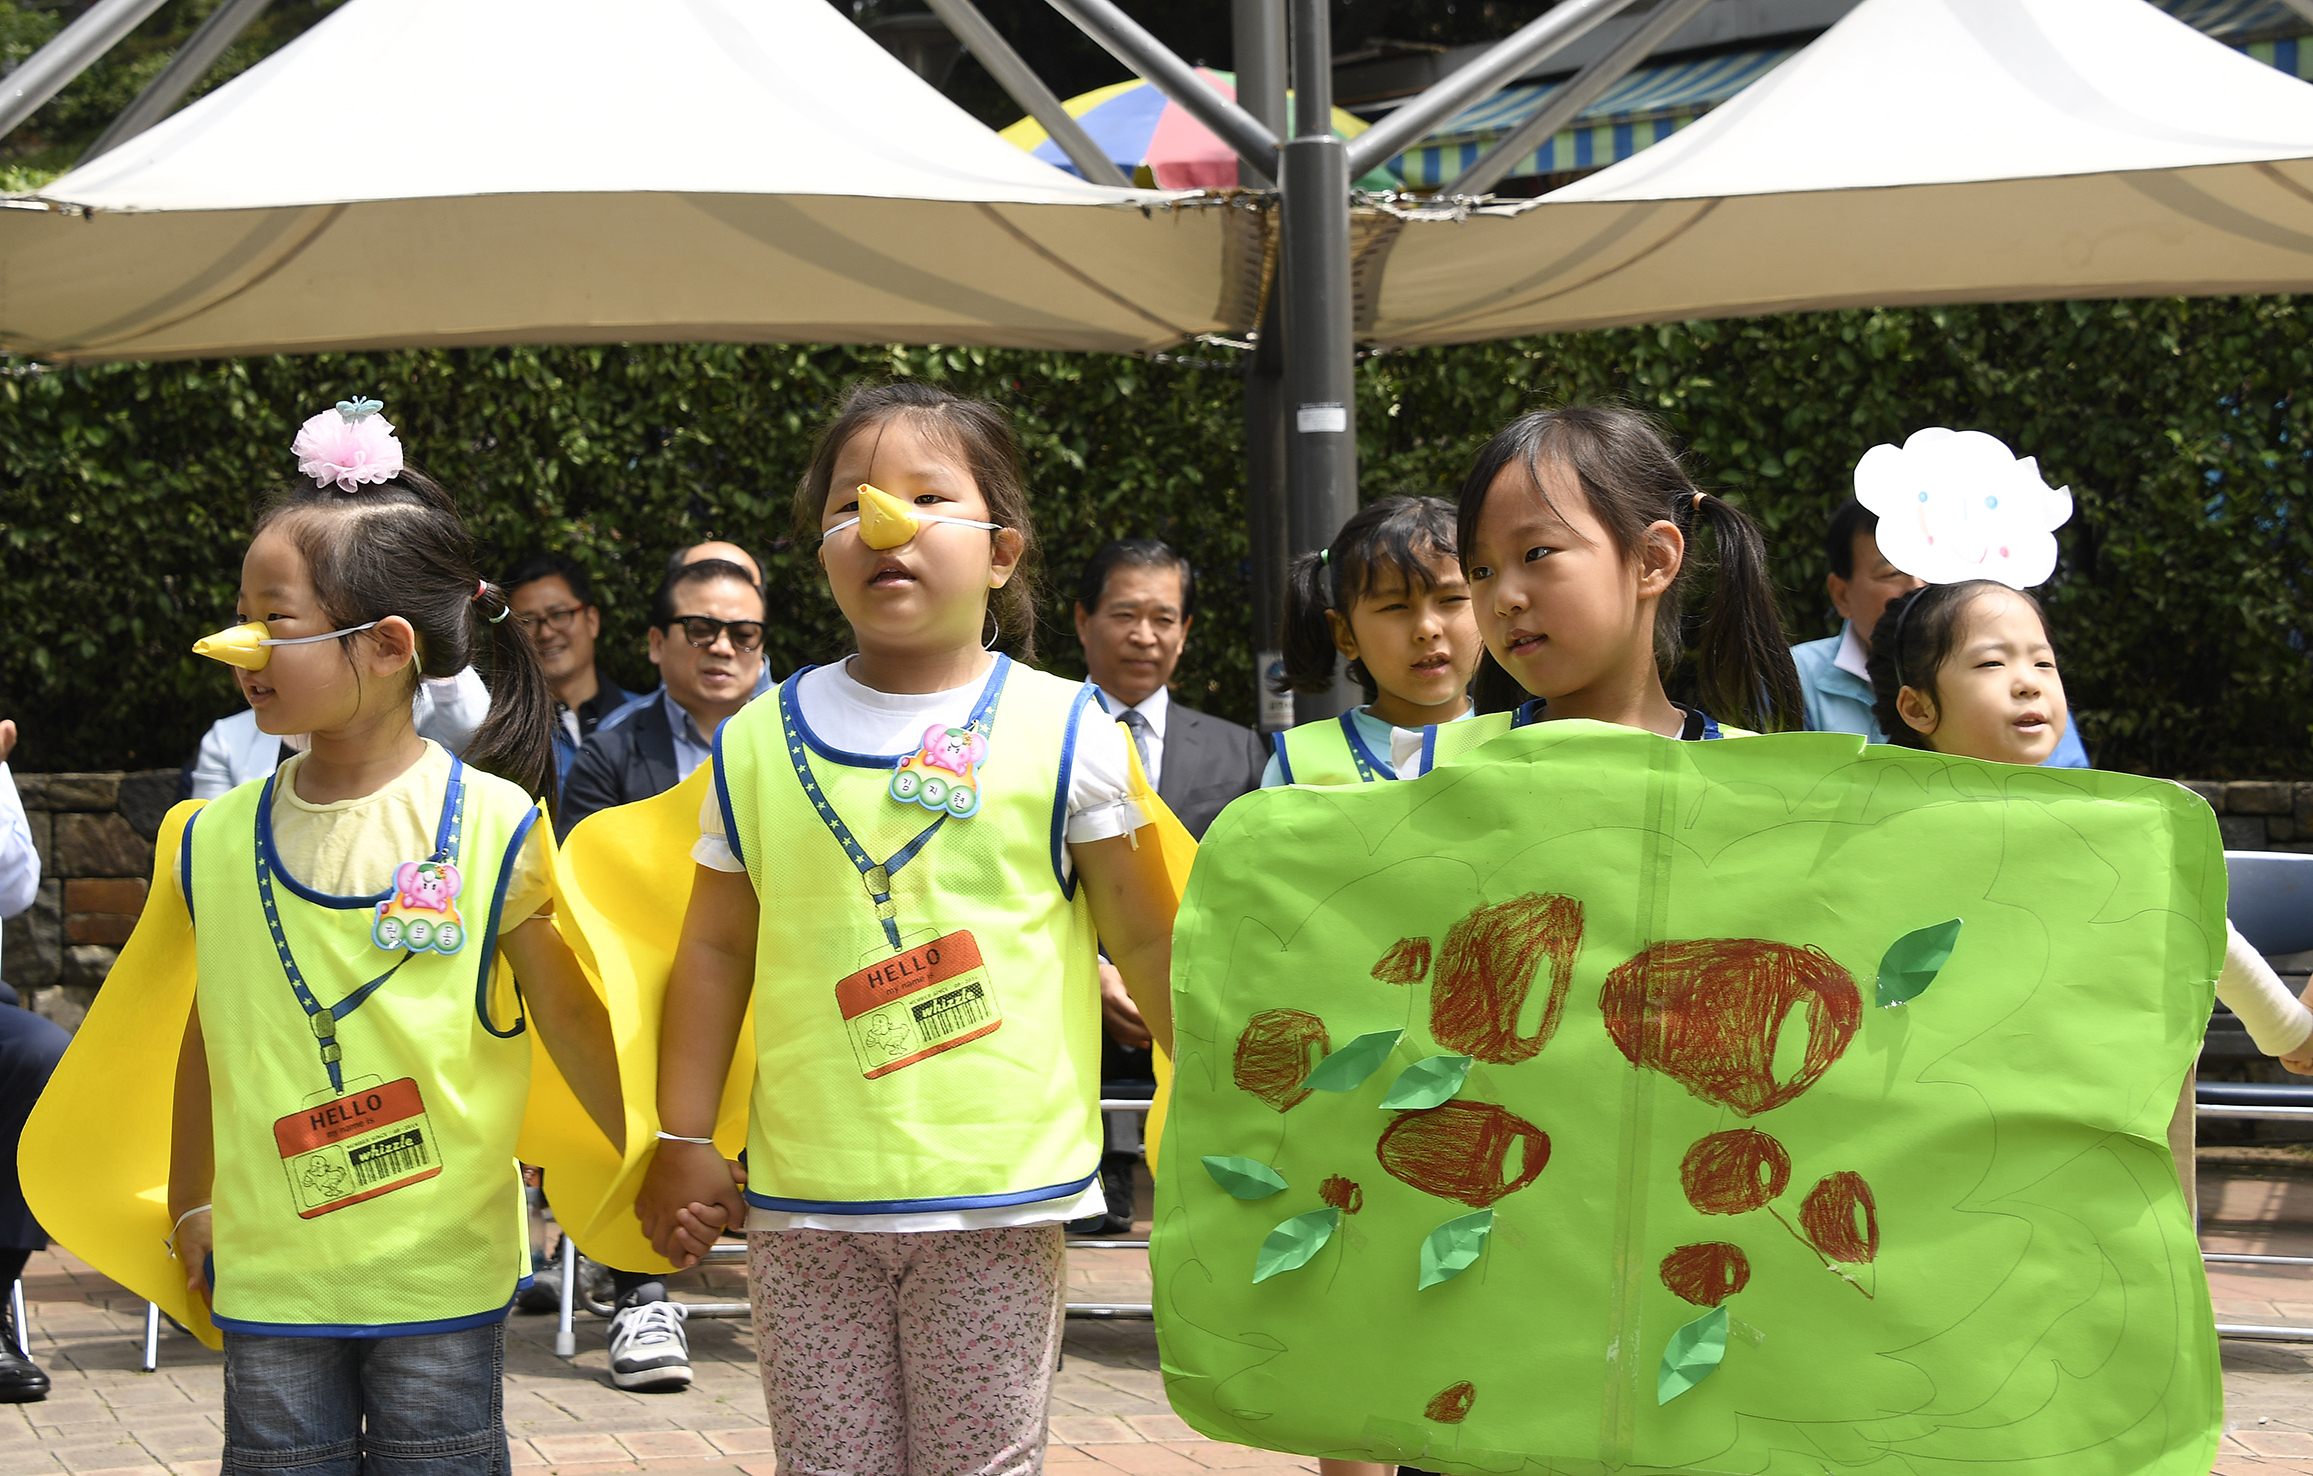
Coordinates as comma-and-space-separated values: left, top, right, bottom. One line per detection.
1370, 158, 2313, 344
0, 195, 1228, 363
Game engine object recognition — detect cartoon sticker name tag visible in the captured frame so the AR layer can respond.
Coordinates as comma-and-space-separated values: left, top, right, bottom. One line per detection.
273, 1077, 442, 1218
889, 724, 987, 818
372, 859, 465, 955
836, 929, 1003, 1078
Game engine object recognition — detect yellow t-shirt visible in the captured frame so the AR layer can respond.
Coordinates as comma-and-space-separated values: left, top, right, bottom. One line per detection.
176, 741, 552, 929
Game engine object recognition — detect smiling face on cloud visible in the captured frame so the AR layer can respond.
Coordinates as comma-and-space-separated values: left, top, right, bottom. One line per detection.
1852, 428, 2073, 590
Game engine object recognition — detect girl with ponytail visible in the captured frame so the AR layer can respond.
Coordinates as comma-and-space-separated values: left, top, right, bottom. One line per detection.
158, 400, 621, 1470
1445, 404, 1802, 748
1264, 495, 1483, 786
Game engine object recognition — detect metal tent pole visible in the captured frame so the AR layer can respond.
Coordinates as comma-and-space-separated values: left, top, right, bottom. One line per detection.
0, 0, 174, 144
1235, 0, 1291, 728
923, 0, 1129, 187
80, 0, 277, 163
1444, 0, 1712, 197
1344, 0, 1641, 182
1280, 0, 1357, 723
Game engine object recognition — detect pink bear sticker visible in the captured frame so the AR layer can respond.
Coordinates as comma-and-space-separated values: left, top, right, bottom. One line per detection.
918, 725, 988, 778
393, 860, 462, 913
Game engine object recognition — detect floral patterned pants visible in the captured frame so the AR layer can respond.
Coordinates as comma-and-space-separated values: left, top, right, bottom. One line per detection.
745, 1225, 1066, 1475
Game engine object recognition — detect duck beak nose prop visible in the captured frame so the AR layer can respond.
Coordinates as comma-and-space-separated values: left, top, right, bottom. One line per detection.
194, 621, 272, 671
857, 484, 921, 550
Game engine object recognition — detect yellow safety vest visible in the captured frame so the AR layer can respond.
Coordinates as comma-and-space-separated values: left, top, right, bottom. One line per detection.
185, 755, 539, 1334
712, 657, 1106, 1214
1272, 710, 1442, 786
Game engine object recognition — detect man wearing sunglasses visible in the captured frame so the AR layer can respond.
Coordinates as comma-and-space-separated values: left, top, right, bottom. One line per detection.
557, 558, 766, 842
505, 553, 641, 782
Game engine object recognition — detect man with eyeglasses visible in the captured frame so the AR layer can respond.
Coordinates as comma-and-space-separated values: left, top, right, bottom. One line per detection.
503, 553, 641, 782
557, 558, 766, 841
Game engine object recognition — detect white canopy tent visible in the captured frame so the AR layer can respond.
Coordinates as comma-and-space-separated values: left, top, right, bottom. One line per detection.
0, 0, 1226, 363
1370, 0, 2313, 343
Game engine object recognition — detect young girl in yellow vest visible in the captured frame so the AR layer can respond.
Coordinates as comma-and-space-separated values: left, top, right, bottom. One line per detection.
167, 402, 623, 1474
1263, 495, 1483, 789
1865, 578, 2313, 1212
1437, 404, 1803, 759
635, 381, 1179, 1472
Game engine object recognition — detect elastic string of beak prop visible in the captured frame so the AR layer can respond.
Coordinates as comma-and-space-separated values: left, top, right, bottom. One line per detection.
192, 619, 384, 671
824, 484, 1000, 550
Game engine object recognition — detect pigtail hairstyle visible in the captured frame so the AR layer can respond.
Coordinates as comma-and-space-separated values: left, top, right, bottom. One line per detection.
1865, 580, 2049, 751
1452, 404, 1804, 732
1274, 495, 1462, 701
255, 468, 560, 807
794, 381, 1042, 662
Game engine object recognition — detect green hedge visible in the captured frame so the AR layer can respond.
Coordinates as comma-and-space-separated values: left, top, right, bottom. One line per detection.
4, 298, 2309, 776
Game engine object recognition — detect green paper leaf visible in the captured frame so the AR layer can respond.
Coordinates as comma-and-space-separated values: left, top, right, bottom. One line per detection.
1202, 1156, 1289, 1200
1877, 917, 1963, 1008
1380, 1054, 1475, 1110
1253, 1207, 1340, 1283
1302, 1029, 1403, 1093
1416, 1208, 1494, 1289
1658, 1304, 1730, 1405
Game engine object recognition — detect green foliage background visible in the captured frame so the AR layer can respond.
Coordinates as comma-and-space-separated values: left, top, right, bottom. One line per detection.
2, 297, 2308, 777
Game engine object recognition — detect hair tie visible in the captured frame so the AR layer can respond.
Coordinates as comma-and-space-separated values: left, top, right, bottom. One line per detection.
474, 579, 487, 602
1692, 492, 1706, 511
475, 579, 511, 623
1318, 548, 1330, 565
292, 397, 403, 492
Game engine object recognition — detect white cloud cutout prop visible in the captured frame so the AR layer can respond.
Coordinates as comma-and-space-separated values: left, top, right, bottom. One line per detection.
1853, 428, 2073, 589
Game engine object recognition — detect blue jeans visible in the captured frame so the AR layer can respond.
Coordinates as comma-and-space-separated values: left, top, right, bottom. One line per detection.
221, 1323, 509, 1475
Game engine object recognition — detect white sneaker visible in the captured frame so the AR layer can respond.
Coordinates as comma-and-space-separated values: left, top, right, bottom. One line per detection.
607, 1299, 691, 1391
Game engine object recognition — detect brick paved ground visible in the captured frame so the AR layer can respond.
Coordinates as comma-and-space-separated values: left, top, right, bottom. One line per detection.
18, 1157, 2313, 1475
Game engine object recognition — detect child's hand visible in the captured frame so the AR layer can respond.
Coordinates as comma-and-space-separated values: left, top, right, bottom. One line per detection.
2283, 1046, 2313, 1077
637, 1141, 744, 1268
173, 1209, 213, 1309
1098, 960, 1152, 1050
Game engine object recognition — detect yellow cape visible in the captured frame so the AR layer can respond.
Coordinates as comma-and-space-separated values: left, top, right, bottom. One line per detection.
18, 800, 623, 1349
550, 720, 1194, 1271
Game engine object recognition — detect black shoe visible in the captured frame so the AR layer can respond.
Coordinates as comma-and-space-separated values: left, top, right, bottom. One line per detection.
0, 1334, 47, 1402
1067, 1156, 1136, 1237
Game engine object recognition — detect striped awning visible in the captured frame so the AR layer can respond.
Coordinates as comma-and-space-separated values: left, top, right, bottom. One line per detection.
1388, 46, 1797, 188
2154, 0, 2309, 41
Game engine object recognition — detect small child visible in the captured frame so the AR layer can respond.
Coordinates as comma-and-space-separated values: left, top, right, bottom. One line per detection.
1867, 579, 2313, 1206
167, 402, 622, 1473
1445, 404, 1801, 747
1264, 495, 1482, 786
635, 382, 1180, 1472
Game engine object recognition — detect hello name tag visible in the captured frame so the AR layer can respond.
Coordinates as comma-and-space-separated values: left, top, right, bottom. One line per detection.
836, 929, 1003, 1079
273, 1077, 442, 1218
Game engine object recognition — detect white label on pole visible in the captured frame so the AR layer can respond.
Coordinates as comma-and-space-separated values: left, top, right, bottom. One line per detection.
1295, 404, 1348, 434
1257, 651, 1294, 731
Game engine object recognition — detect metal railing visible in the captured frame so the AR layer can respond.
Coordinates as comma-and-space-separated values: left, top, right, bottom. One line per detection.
2199, 1082, 2313, 1343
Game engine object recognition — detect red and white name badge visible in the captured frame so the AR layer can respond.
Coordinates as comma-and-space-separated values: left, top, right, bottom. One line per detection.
272, 1077, 442, 1219
835, 929, 1003, 1079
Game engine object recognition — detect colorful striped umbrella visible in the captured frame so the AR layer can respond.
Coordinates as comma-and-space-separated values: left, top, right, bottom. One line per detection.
1000, 69, 1399, 190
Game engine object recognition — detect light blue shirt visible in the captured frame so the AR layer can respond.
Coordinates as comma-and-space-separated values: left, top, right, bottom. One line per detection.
1795, 620, 2089, 767
663, 689, 714, 782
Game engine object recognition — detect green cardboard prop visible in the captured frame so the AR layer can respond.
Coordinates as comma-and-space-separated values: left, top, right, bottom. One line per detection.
1152, 723, 2224, 1475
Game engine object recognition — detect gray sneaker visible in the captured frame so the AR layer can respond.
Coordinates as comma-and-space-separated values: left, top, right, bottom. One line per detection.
606, 1299, 691, 1391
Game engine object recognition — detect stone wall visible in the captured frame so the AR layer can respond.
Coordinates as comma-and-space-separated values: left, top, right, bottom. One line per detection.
2175, 780, 2313, 853
2, 771, 179, 1030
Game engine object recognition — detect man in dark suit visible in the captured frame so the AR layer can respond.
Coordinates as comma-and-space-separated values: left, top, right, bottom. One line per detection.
1069, 539, 1267, 1234
1073, 538, 1267, 839
558, 559, 766, 842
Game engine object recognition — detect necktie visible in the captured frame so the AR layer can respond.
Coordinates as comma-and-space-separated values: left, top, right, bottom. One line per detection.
1121, 708, 1154, 784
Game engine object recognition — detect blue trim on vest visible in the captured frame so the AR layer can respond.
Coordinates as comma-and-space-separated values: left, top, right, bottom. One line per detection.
1272, 730, 1295, 785
255, 755, 466, 909
211, 1288, 520, 1340
179, 807, 200, 926
1510, 700, 1724, 741
781, 658, 1014, 769
743, 1169, 1099, 1216
711, 720, 744, 871
1341, 711, 1395, 782
473, 806, 538, 1039
1419, 724, 1439, 775
1052, 681, 1098, 899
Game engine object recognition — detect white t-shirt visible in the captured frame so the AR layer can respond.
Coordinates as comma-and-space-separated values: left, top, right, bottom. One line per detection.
696, 657, 1142, 1234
